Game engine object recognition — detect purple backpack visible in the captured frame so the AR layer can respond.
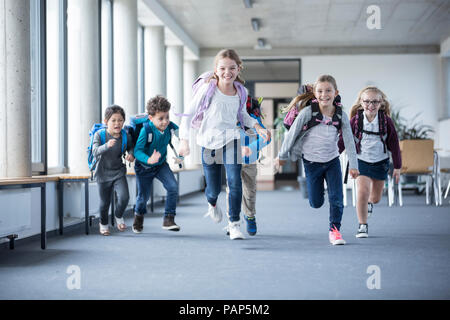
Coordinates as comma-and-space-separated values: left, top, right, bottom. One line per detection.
189, 71, 246, 129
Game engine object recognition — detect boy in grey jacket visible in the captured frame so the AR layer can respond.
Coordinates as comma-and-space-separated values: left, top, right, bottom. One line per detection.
92, 105, 134, 235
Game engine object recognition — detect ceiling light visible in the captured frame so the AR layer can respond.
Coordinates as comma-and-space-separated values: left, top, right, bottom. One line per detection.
257, 38, 265, 47
254, 38, 272, 50
243, 0, 253, 8
251, 18, 260, 31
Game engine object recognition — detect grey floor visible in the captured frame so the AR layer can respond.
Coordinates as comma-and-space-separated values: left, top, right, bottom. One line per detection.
1, 188, 449, 300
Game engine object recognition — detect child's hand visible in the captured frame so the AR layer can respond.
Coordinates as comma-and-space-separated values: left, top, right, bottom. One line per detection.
173, 156, 184, 165
274, 157, 285, 173
107, 139, 117, 148
393, 168, 401, 183
126, 154, 135, 162
178, 139, 190, 157
147, 150, 161, 165
275, 157, 286, 167
349, 168, 359, 179
255, 124, 271, 143
241, 146, 252, 157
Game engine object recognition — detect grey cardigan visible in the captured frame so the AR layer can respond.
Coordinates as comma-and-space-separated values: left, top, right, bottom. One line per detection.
278, 105, 358, 170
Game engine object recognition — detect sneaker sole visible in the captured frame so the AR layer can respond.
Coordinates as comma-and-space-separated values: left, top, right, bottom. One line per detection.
132, 227, 143, 234
356, 233, 368, 238
331, 239, 346, 245
162, 226, 180, 231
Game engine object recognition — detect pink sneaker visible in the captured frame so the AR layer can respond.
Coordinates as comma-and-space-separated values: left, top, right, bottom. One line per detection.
329, 226, 346, 245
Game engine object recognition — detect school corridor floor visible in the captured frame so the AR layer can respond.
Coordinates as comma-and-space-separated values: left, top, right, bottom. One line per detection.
0, 188, 449, 300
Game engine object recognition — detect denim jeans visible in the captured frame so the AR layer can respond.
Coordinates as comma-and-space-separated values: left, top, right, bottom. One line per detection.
303, 156, 343, 231
97, 175, 129, 225
202, 140, 242, 222
134, 161, 178, 216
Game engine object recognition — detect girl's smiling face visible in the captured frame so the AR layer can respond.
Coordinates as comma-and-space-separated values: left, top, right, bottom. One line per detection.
105, 112, 125, 136
215, 57, 240, 85
314, 81, 338, 108
361, 90, 382, 118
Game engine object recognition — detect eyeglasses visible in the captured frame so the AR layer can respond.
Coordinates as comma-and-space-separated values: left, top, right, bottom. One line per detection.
362, 100, 381, 106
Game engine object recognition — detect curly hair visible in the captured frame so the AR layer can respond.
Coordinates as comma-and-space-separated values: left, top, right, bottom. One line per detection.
146, 95, 171, 116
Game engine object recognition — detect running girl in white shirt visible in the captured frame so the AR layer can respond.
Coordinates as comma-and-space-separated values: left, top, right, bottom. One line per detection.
178, 49, 270, 240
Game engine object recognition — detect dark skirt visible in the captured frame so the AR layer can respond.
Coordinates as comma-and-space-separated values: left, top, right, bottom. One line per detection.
358, 158, 389, 181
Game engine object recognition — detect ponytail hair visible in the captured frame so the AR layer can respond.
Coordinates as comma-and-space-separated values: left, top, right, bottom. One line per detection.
282, 74, 339, 114
350, 86, 390, 119
210, 49, 245, 85
282, 85, 315, 113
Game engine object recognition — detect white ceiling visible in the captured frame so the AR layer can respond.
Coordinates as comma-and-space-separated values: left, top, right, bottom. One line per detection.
139, 0, 450, 55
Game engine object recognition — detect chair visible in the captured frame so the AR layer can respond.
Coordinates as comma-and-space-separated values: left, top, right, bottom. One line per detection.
438, 154, 450, 203
398, 139, 441, 206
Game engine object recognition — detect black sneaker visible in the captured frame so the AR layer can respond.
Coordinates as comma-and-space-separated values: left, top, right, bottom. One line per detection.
356, 224, 368, 238
162, 214, 180, 231
132, 214, 144, 233
368, 202, 373, 218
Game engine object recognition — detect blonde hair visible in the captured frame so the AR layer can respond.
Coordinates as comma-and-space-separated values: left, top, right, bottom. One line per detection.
350, 86, 390, 119
209, 49, 245, 85
282, 74, 338, 113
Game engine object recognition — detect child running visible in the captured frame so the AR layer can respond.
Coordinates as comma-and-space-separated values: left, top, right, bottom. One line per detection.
225, 96, 271, 236
275, 75, 359, 245
343, 86, 401, 238
133, 95, 180, 233
92, 105, 135, 235
178, 49, 270, 240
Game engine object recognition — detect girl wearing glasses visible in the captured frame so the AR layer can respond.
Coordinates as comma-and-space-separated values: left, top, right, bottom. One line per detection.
342, 86, 402, 238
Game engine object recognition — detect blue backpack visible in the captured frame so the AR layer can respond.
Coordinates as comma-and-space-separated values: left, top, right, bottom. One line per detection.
87, 124, 128, 175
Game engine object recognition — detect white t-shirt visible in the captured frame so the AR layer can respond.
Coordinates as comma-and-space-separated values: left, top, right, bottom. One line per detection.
358, 113, 389, 163
180, 86, 257, 150
301, 115, 339, 163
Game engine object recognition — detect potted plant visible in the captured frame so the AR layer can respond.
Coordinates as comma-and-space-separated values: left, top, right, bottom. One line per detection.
391, 108, 435, 189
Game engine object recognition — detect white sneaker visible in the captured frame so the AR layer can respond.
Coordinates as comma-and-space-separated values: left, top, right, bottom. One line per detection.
204, 203, 223, 223
228, 221, 245, 240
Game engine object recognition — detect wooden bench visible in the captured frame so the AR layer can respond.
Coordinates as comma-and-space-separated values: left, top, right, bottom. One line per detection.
0, 176, 58, 249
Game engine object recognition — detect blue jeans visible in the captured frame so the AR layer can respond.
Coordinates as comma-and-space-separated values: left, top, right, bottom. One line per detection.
202, 140, 242, 222
303, 156, 343, 231
134, 161, 178, 216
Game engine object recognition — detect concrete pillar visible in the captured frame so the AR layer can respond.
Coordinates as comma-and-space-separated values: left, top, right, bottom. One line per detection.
166, 45, 183, 125
144, 26, 166, 102
67, 0, 100, 173
113, 0, 138, 116
183, 59, 201, 167
0, 0, 31, 177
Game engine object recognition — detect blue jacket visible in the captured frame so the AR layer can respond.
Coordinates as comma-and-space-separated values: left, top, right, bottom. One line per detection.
134, 120, 178, 167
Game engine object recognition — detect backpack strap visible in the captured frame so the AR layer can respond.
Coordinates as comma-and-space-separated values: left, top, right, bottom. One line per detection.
99, 128, 107, 146
302, 102, 342, 132
143, 121, 153, 146
120, 129, 127, 154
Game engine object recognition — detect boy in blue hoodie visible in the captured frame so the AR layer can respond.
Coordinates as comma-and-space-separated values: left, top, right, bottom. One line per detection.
133, 95, 180, 233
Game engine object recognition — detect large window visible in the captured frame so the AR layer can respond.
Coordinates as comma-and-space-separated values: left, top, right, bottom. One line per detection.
30, 0, 46, 174
138, 25, 145, 113
101, 0, 113, 117
46, 0, 67, 172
